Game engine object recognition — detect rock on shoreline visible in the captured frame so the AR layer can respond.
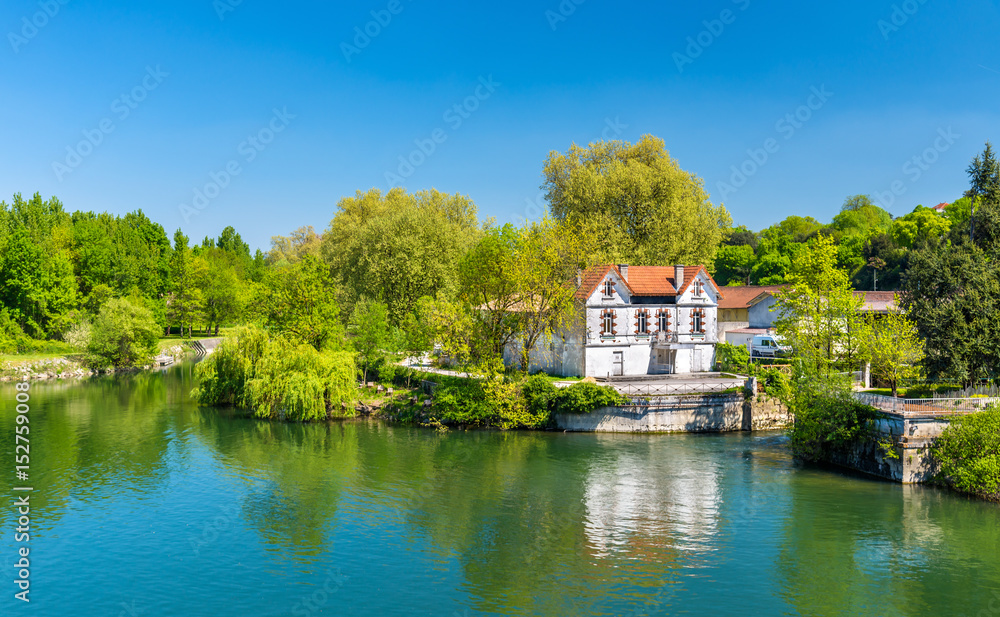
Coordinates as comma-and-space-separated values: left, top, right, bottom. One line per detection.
0, 345, 188, 382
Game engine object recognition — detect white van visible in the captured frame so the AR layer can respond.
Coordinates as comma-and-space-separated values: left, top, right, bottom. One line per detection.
750, 335, 790, 358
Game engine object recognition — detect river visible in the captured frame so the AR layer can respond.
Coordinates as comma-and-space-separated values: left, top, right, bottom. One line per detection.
1, 363, 998, 616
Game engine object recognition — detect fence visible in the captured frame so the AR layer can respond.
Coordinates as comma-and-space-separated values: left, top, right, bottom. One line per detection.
611, 381, 742, 400
854, 392, 999, 416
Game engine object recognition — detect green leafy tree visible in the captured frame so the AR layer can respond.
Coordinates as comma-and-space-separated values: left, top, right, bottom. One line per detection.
831, 195, 893, 238
86, 298, 160, 369
542, 134, 731, 266
890, 205, 951, 249
932, 406, 1000, 500
512, 218, 588, 372
426, 295, 475, 367
195, 249, 245, 335
857, 304, 924, 396
257, 255, 343, 352
458, 224, 522, 360
400, 296, 435, 370
167, 230, 203, 337
714, 244, 756, 286
195, 324, 357, 422
321, 188, 482, 321
776, 234, 863, 380
900, 242, 1000, 385
350, 298, 394, 382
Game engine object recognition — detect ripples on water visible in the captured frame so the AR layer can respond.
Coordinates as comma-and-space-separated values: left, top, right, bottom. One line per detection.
1, 364, 998, 617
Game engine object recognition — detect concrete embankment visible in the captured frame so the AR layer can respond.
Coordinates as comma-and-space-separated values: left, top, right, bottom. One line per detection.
555, 393, 791, 433
824, 412, 952, 484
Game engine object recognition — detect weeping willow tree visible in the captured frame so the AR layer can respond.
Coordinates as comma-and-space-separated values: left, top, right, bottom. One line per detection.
194, 325, 357, 421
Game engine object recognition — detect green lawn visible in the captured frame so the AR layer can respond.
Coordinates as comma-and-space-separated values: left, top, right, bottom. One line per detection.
537, 373, 584, 384
864, 384, 964, 398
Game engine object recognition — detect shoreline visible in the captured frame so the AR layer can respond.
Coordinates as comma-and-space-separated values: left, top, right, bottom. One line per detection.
0, 344, 189, 382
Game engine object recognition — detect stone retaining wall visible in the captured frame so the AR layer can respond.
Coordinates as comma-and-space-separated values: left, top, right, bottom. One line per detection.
824, 413, 952, 484
555, 393, 791, 433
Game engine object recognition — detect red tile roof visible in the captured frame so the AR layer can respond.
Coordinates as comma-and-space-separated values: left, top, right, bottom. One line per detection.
574, 265, 722, 300
854, 291, 898, 313
717, 285, 786, 309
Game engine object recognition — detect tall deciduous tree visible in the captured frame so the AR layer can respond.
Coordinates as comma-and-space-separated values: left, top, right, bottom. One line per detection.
857, 303, 924, 397
512, 218, 588, 372
86, 297, 161, 369
458, 224, 522, 360
714, 244, 756, 286
168, 230, 203, 337
542, 135, 731, 266
776, 234, 863, 380
901, 242, 1000, 385
350, 298, 393, 382
257, 255, 343, 352
321, 188, 482, 321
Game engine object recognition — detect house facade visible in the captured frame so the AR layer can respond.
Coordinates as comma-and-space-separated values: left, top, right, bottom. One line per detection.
507, 264, 723, 377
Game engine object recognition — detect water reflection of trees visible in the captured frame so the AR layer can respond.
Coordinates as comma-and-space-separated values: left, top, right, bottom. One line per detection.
777, 472, 1000, 617
0, 369, 180, 530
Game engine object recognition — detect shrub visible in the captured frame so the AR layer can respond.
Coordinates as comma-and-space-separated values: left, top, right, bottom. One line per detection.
932, 406, 1000, 500
757, 367, 792, 400
716, 342, 750, 373
62, 319, 92, 351
86, 298, 160, 369
434, 380, 493, 426
0, 309, 33, 354
788, 394, 881, 461
553, 382, 625, 416
523, 374, 558, 417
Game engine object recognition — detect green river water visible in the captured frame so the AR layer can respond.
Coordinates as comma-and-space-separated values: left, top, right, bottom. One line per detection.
1, 362, 999, 616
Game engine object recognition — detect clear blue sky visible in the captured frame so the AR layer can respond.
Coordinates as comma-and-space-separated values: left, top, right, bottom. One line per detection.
3, 0, 1000, 250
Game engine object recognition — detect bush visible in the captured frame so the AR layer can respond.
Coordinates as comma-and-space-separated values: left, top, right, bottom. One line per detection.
788, 394, 881, 461
0, 309, 32, 354
62, 319, 92, 351
757, 367, 792, 400
523, 374, 558, 417
716, 342, 750, 373
932, 406, 1000, 500
195, 325, 357, 422
434, 380, 493, 426
85, 298, 160, 369
553, 382, 625, 416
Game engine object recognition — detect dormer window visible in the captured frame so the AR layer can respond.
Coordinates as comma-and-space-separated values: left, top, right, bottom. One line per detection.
603, 278, 615, 298
693, 280, 703, 297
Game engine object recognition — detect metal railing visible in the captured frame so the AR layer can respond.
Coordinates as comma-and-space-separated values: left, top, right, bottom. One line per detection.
853, 392, 999, 416
612, 382, 741, 399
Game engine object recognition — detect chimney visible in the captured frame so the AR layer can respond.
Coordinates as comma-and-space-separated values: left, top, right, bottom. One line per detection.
618, 264, 629, 282
674, 265, 685, 290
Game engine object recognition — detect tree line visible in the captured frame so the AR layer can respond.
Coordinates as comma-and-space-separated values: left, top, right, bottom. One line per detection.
3, 136, 999, 390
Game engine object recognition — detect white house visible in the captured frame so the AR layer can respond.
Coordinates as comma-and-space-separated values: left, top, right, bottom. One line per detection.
506, 264, 724, 377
